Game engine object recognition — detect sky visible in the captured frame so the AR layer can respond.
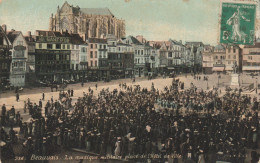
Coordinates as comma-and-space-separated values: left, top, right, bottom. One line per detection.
0, 0, 247, 45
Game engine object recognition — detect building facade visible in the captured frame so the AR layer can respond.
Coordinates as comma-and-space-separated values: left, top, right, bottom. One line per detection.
122, 36, 151, 77
49, 1, 125, 39
0, 25, 12, 88
242, 42, 260, 72
35, 30, 73, 82
87, 38, 108, 81
202, 45, 214, 74
24, 32, 36, 86
212, 45, 226, 72
7, 31, 28, 87
186, 42, 204, 73
225, 45, 241, 73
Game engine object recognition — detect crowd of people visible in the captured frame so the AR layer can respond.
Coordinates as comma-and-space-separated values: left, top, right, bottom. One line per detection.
0, 78, 259, 163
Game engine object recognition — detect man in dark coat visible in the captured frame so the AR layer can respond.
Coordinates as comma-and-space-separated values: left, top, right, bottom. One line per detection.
2, 104, 6, 116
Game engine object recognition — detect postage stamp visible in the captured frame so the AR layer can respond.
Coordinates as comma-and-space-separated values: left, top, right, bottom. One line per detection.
220, 2, 257, 45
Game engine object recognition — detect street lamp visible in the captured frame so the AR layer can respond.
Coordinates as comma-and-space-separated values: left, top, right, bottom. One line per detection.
207, 77, 209, 90
218, 75, 220, 88
256, 77, 258, 94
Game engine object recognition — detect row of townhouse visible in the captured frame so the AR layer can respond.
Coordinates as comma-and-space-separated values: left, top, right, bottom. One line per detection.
4, 24, 238, 88
202, 40, 260, 74
149, 40, 204, 74
0, 25, 137, 87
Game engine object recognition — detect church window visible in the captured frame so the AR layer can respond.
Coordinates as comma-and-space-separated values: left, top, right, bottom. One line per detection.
67, 45, 70, 49
47, 44, 52, 49
56, 44, 61, 49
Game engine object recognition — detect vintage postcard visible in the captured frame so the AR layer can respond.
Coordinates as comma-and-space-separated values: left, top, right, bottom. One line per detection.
0, 0, 260, 163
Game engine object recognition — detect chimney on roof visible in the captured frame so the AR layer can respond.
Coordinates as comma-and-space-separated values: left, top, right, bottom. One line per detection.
1, 24, 7, 33
27, 31, 31, 37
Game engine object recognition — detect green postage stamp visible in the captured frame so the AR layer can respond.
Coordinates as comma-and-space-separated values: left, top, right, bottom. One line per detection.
220, 2, 257, 45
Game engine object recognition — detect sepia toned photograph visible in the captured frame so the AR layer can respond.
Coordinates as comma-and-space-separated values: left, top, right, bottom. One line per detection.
0, 0, 260, 162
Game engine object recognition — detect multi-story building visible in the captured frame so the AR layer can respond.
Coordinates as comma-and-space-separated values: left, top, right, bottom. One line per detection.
184, 47, 194, 73
7, 30, 28, 87
122, 36, 151, 77
24, 31, 36, 86
69, 34, 87, 81
225, 45, 241, 73
242, 42, 260, 72
149, 48, 160, 73
167, 39, 186, 74
0, 25, 12, 88
158, 42, 168, 74
79, 43, 88, 80
35, 30, 85, 82
202, 45, 214, 74
186, 42, 204, 73
107, 35, 134, 79
212, 44, 226, 72
87, 38, 108, 81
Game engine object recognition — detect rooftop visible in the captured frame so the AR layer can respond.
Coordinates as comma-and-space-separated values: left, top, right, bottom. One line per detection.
6, 30, 21, 44
80, 8, 114, 17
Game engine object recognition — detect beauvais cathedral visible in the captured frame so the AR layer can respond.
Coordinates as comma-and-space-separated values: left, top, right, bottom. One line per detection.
49, 1, 125, 39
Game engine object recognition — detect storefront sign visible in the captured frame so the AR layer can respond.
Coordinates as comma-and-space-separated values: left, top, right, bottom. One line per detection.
35, 49, 70, 54
36, 36, 70, 43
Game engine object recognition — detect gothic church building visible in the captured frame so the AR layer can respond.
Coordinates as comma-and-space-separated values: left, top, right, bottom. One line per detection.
49, 1, 125, 39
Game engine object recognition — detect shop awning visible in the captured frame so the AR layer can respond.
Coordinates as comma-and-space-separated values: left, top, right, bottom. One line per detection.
243, 66, 260, 71
212, 67, 224, 71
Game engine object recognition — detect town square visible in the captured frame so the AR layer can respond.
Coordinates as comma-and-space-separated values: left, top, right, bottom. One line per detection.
1, 0, 260, 162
